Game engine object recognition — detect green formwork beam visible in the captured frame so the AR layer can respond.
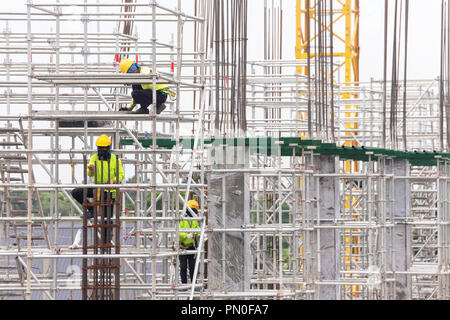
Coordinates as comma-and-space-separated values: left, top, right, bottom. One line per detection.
120, 137, 450, 166
120, 137, 322, 157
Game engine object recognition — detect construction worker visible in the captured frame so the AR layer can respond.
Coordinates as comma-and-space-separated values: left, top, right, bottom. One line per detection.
71, 134, 124, 219
118, 59, 168, 114
179, 200, 200, 284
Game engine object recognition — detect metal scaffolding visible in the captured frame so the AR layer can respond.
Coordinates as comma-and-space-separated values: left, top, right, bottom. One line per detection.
0, 0, 449, 301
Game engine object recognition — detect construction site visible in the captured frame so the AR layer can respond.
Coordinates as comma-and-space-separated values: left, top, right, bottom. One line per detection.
0, 0, 449, 301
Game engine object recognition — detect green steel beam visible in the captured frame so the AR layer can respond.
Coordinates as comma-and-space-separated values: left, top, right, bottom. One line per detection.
120, 137, 450, 166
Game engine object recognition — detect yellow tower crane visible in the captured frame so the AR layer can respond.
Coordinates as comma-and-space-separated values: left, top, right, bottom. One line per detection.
296, 0, 360, 149
295, 0, 361, 298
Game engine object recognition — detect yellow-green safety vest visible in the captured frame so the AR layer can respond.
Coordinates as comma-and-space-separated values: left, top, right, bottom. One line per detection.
87, 153, 124, 197
140, 66, 169, 92
179, 219, 200, 248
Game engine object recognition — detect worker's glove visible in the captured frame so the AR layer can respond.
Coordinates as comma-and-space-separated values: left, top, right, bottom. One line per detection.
187, 233, 194, 239
120, 99, 136, 112
87, 164, 95, 174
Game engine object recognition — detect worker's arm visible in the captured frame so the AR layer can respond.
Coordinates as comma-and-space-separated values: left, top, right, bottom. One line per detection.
179, 231, 188, 244
129, 98, 136, 110
117, 158, 125, 183
179, 220, 192, 245
119, 98, 136, 112
87, 156, 96, 177
194, 221, 201, 238
119, 85, 140, 112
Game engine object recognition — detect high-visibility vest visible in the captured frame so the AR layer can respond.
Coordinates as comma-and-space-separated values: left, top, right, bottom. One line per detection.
87, 153, 124, 197
179, 219, 200, 248
139, 66, 169, 91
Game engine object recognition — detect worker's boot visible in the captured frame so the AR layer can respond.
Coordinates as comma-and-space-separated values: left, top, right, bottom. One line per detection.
134, 107, 149, 114
156, 103, 167, 114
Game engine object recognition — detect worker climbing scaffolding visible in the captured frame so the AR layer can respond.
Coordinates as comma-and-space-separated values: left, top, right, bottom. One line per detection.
118, 59, 172, 115
69, 134, 124, 300
179, 200, 201, 284
71, 134, 124, 220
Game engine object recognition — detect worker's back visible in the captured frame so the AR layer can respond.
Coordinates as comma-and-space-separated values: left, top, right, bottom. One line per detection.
179, 217, 200, 249
139, 66, 169, 91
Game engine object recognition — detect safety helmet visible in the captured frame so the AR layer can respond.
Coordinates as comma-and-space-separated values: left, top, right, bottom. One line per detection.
187, 200, 199, 210
119, 59, 134, 74
96, 134, 112, 147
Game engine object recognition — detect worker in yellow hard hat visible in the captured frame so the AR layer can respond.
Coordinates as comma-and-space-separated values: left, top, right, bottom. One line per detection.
71, 135, 124, 219
178, 199, 200, 284
118, 59, 169, 115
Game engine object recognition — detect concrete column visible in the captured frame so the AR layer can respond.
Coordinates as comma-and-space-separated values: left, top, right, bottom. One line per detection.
315, 154, 341, 300
306, 153, 340, 299
390, 158, 411, 300
207, 145, 251, 293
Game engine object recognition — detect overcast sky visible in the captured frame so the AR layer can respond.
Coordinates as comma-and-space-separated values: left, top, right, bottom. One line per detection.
359, 0, 441, 82
1, 0, 444, 184
3, 0, 443, 82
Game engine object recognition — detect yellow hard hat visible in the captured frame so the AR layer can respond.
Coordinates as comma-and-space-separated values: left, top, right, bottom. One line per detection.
187, 200, 199, 210
96, 134, 111, 147
119, 59, 134, 74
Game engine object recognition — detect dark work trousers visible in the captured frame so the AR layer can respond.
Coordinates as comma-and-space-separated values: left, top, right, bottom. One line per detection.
71, 187, 115, 244
131, 88, 168, 110
179, 245, 196, 284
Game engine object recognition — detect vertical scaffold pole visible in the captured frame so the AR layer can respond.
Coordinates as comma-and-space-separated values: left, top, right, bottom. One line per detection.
25, 0, 33, 301
151, 0, 157, 300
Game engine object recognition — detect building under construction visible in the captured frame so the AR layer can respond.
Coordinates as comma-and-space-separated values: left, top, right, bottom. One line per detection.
0, 0, 449, 300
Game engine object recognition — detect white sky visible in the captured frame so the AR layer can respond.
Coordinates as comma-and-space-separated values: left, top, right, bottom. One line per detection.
359, 0, 441, 82
1, 0, 444, 184
3, 0, 443, 82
